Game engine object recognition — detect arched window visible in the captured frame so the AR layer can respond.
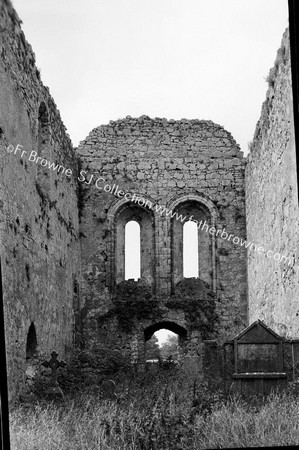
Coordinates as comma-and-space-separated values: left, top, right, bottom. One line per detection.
113, 202, 155, 286
183, 221, 199, 277
171, 198, 214, 289
125, 220, 141, 281
26, 322, 37, 359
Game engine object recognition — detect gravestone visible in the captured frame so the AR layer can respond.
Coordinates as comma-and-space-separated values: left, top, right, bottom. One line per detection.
41, 351, 66, 398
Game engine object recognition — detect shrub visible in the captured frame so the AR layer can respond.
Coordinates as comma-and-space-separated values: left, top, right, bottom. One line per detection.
57, 346, 133, 394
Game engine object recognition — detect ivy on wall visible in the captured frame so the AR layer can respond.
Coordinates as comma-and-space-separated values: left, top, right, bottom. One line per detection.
97, 278, 219, 338
166, 279, 219, 339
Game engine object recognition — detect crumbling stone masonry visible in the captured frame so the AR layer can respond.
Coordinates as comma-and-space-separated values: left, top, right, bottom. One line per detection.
8, 0, 299, 400
246, 28, 299, 338
77, 116, 248, 367
0, 0, 81, 401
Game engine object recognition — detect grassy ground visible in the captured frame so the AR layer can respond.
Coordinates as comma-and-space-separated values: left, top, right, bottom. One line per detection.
9, 371, 299, 449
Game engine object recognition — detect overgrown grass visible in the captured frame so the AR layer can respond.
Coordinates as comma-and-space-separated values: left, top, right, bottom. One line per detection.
9, 372, 299, 449
195, 392, 299, 448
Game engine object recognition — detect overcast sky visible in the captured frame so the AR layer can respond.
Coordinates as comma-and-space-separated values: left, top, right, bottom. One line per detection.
12, 0, 288, 154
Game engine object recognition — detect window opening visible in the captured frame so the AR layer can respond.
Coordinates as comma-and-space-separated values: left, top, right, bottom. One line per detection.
26, 322, 37, 359
125, 220, 141, 280
183, 220, 199, 277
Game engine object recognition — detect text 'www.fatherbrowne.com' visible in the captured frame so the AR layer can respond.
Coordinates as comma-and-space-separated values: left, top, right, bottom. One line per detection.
5, 143, 296, 268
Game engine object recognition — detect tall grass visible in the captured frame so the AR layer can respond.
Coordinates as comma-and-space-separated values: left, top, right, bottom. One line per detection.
9, 372, 299, 449
195, 392, 299, 448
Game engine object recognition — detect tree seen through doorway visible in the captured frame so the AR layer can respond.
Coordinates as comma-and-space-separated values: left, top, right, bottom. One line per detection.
145, 329, 179, 362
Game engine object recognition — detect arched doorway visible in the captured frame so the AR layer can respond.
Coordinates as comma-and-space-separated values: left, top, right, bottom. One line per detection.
144, 321, 188, 367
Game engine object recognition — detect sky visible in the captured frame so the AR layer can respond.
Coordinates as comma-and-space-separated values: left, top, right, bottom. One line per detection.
11, 0, 289, 345
12, 0, 289, 154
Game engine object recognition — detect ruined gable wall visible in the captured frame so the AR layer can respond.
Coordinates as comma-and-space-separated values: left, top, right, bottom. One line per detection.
0, 0, 80, 400
77, 116, 247, 360
246, 29, 299, 338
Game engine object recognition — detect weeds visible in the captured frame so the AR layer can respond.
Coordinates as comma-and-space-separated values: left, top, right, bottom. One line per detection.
10, 372, 299, 449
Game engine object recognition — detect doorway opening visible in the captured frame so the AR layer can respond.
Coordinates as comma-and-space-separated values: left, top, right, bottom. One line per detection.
144, 321, 187, 366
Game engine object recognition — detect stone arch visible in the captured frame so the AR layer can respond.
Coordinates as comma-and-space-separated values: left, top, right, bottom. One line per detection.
167, 193, 219, 224
107, 197, 157, 288
144, 321, 187, 341
168, 193, 218, 293
144, 321, 188, 364
107, 195, 159, 221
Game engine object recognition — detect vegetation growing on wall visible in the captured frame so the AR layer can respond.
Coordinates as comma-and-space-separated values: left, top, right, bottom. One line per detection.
166, 279, 219, 338
97, 278, 218, 339
97, 281, 160, 333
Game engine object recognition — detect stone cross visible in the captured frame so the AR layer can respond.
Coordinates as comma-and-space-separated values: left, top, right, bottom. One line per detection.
41, 351, 66, 386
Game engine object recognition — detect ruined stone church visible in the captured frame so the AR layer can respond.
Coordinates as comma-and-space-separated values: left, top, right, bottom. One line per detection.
1, 0, 298, 400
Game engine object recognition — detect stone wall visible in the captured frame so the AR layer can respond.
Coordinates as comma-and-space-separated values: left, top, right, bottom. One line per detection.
2, 0, 298, 400
77, 116, 247, 367
0, 0, 80, 400
246, 28, 299, 338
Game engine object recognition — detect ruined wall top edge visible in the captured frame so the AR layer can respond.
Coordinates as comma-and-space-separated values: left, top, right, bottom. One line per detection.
0, 0, 74, 156
248, 27, 291, 159
79, 116, 242, 152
